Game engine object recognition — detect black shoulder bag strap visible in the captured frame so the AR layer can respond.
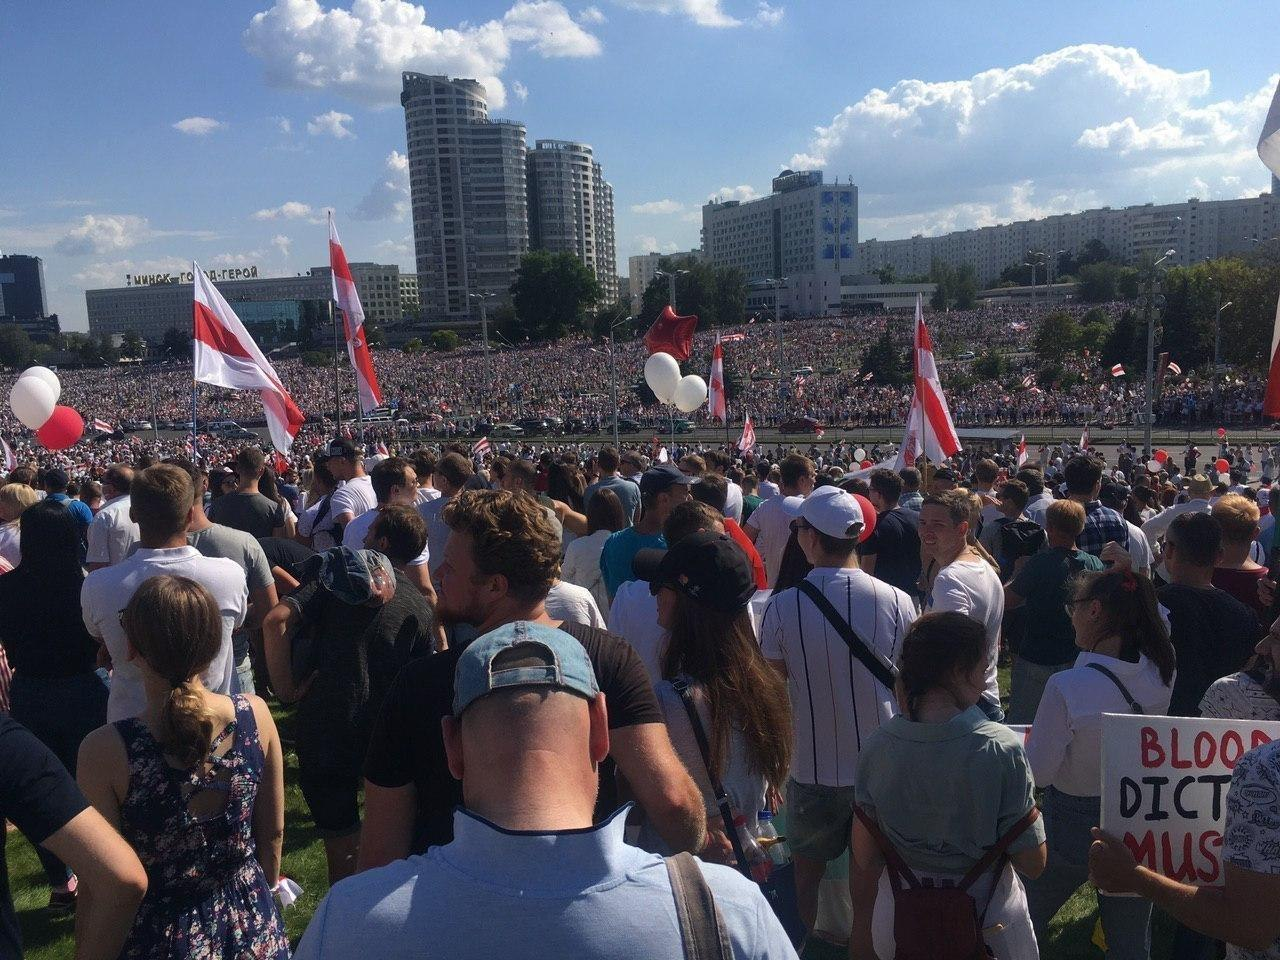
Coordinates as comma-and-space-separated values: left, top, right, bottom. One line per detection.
672, 677, 751, 878
1085, 662, 1145, 714
665, 851, 734, 960
796, 580, 898, 691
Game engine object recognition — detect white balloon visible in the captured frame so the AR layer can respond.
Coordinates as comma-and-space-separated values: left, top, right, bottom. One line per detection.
853, 448, 867, 461
18, 366, 60, 403
1146, 459, 1162, 473
9, 376, 56, 429
673, 375, 709, 413
644, 352, 681, 404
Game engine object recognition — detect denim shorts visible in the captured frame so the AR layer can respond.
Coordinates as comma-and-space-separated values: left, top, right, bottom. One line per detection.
786, 779, 860, 862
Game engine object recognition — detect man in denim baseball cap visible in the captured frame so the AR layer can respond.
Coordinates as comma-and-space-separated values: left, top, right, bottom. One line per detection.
294, 618, 798, 960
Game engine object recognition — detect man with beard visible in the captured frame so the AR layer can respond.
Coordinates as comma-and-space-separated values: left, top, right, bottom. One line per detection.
357, 489, 706, 870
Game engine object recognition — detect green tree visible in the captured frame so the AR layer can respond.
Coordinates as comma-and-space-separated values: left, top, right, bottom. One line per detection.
858, 329, 911, 387
511, 250, 602, 340
952, 264, 979, 309
121, 330, 145, 359
1077, 263, 1120, 302
1033, 311, 1081, 366
402, 338, 424, 354
160, 327, 190, 359
0, 326, 35, 368
874, 264, 897, 284
972, 349, 1006, 380
929, 260, 953, 311
1102, 308, 1143, 371
1079, 238, 1112, 265
430, 330, 460, 351
301, 350, 332, 368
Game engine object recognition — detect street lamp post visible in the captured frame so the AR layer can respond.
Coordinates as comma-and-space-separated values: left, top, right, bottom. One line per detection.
606, 314, 633, 450
1143, 249, 1176, 457
1215, 293, 1233, 420
655, 269, 688, 312
468, 291, 495, 412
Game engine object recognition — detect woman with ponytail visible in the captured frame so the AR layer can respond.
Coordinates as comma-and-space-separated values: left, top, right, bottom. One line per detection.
76, 575, 289, 959
851, 612, 1047, 960
1024, 567, 1176, 959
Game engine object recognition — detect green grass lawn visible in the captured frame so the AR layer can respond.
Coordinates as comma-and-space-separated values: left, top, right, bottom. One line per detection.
6, 673, 1174, 958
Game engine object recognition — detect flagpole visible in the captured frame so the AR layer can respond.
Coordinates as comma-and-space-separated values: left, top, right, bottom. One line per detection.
915, 295, 933, 490
190, 275, 199, 463
331, 299, 341, 435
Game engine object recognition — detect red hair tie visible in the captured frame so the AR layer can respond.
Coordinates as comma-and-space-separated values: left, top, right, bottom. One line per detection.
1121, 570, 1138, 593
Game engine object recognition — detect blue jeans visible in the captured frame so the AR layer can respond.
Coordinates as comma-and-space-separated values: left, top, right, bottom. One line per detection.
1024, 787, 1151, 960
231, 654, 256, 696
8, 671, 109, 888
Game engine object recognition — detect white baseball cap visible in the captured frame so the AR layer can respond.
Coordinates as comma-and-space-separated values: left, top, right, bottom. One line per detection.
800, 485, 864, 539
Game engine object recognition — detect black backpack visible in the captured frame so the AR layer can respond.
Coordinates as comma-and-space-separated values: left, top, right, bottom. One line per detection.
999, 519, 1046, 575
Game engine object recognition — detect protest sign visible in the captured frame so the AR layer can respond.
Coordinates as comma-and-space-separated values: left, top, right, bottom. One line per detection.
1101, 714, 1280, 886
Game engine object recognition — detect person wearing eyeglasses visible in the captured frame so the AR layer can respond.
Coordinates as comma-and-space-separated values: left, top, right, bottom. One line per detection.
1023, 568, 1176, 960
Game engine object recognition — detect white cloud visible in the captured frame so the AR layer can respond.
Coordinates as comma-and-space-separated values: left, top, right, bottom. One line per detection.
208, 250, 264, 267
630, 235, 681, 255
307, 110, 355, 139
752, 1, 783, 26
275, 116, 293, 134
72, 258, 189, 288
708, 184, 759, 202
578, 5, 606, 23
789, 45, 1276, 239
55, 214, 153, 255
631, 198, 684, 214
243, 0, 600, 110
251, 201, 316, 221
271, 234, 292, 257
354, 151, 411, 221
513, 80, 529, 101
172, 116, 227, 136
613, 0, 740, 27
376, 237, 413, 258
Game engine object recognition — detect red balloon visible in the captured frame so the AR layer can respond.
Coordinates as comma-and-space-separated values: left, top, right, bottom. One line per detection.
1217, 427, 1227, 438
1154, 449, 1169, 464
860, 459, 873, 469
1215, 458, 1230, 474
852, 493, 877, 544
35, 405, 83, 451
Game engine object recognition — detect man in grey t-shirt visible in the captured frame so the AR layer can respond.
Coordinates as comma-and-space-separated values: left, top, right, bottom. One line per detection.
207, 447, 286, 539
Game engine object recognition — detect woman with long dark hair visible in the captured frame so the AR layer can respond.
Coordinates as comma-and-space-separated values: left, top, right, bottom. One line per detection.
636, 530, 792, 860
561, 487, 626, 612
77, 575, 289, 958
0, 500, 109, 909
1024, 568, 1176, 958
852, 612, 1046, 960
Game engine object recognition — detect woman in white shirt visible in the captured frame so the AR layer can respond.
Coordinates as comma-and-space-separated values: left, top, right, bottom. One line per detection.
560, 488, 626, 614
1024, 568, 1177, 960
0, 482, 38, 568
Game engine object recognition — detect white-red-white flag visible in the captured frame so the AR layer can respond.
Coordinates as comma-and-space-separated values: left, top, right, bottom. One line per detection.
329, 212, 383, 414
91, 418, 113, 434
1080, 424, 1090, 450
1257, 83, 1280, 419
708, 335, 727, 422
1166, 360, 1182, 377
375, 440, 389, 455
1111, 363, 1125, 377
192, 262, 305, 453
895, 295, 961, 467
0, 436, 14, 472
1016, 435, 1028, 468
471, 437, 492, 458
736, 412, 756, 453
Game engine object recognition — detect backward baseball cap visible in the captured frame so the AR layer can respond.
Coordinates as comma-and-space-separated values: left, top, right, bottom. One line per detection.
453, 621, 599, 716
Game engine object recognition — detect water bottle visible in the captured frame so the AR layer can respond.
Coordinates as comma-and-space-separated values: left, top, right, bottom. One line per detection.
733, 813, 772, 883
756, 810, 791, 867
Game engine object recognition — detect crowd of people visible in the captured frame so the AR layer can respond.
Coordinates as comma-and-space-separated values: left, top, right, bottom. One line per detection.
2, 301, 1270, 471
1, 421, 1280, 960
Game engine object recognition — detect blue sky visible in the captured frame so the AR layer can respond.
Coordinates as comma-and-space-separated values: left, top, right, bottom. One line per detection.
3, 0, 1276, 330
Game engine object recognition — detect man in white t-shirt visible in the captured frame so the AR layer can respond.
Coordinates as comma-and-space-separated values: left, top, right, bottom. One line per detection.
755, 461, 780, 501
418, 452, 475, 576
86, 464, 139, 570
761, 485, 915, 934
82, 464, 247, 723
343, 457, 434, 599
921, 489, 1005, 720
745, 453, 815, 586
324, 438, 376, 540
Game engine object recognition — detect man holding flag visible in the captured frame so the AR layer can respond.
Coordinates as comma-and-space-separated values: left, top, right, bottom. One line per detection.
894, 295, 962, 469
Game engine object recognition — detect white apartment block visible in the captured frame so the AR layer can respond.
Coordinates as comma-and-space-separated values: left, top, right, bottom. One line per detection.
527, 140, 619, 304
858, 192, 1280, 284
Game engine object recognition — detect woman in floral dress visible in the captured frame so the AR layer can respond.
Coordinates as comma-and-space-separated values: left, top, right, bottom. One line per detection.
77, 574, 289, 958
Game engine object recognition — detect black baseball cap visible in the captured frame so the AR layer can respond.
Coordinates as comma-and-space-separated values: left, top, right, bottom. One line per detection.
934, 467, 958, 482
632, 531, 757, 613
324, 438, 359, 460
639, 463, 697, 497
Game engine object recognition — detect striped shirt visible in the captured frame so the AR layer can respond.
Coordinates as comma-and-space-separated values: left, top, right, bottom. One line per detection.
760, 567, 915, 787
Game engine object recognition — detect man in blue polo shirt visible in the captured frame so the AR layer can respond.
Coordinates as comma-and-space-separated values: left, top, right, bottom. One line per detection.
42, 468, 93, 555
598, 464, 694, 600
294, 621, 796, 959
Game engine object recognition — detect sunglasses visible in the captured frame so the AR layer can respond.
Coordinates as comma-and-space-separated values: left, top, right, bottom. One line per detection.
790, 518, 813, 533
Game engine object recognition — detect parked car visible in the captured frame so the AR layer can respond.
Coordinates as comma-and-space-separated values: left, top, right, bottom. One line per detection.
672, 419, 694, 434
955, 350, 976, 361
517, 417, 550, 435
492, 423, 525, 438
205, 420, 257, 439
779, 416, 824, 434
607, 417, 641, 434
